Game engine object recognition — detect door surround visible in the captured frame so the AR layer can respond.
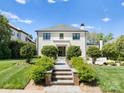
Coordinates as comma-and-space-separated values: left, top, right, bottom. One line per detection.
57, 46, 66, 57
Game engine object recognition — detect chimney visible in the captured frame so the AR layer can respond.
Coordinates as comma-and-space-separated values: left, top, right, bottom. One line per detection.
80, 23, 85, 30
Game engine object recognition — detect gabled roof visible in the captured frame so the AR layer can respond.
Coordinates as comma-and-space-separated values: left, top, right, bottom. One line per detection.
36, 25, 88, 32
9, 24, 31, 37
43, 25, 81, 30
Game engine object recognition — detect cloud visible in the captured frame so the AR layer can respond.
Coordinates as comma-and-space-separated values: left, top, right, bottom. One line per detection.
71, 24, 80, 27
48, 0, 69, 4
48, 0, 56, 4
102, 17, 111, 22
0, 10, 32, 24
121, 2, 124, 6
63, 0, 69, 2
19, 19, 32, 24
15, 0, 28, 4
85, 25, 95, 29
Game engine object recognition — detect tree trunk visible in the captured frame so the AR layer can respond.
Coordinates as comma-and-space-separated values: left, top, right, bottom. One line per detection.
92, 58, 96, 64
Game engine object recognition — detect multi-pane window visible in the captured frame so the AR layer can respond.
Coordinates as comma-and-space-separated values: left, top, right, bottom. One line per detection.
60, 33, 64, 39
73, 33, 80, 40
17, 33, 21, 39
43, 33, 51, 40
12, 31, 15, 36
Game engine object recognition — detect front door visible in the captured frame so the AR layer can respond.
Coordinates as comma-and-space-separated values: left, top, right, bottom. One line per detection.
58, 46, 66, 57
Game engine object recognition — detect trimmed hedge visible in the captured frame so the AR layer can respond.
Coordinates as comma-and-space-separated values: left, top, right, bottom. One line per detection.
71, 57, 98, 83
102, 43, 118, 60
67, 46, 81, 60
31, 66, 46, 83
41, 45, 58, 59
0, 43, 11, 59
31, 56, 54, 83
20, 43, 36, 63
9, 40, 26, 59
87, 46, 101, 64
35, 56, 54, 70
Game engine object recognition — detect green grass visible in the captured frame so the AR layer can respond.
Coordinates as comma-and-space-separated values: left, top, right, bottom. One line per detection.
96, 66, 124, 93
0, 60, 32, 89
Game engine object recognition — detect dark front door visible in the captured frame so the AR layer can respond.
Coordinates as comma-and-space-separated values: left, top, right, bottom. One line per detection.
58, 46, 66, 57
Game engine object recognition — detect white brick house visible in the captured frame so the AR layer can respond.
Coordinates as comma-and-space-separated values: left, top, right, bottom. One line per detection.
36, 24, 87, 58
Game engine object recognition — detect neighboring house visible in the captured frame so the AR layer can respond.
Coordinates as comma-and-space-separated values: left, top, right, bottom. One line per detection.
105, 38, 117, 44
9, 24, 35, 44
36, 24, 87, 58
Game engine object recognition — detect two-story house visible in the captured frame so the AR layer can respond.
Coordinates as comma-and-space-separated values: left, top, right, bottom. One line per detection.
36, 24, 87, 58
9, 24, 35, 44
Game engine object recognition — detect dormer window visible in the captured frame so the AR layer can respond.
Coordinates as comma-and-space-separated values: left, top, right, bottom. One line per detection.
60, 33, 64, 39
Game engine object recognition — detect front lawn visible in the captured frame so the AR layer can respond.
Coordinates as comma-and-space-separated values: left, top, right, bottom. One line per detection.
0, 60, 32, 89
96, 66, 124, 93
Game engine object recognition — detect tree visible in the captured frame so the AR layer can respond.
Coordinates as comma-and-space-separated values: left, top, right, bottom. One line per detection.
104, 33, 114, 42
87, 32, 98, 45
9, 40, 27, 59
96, 33, 104, 42
20, 43, 35, 63
0, 15, 11, 43
116, 35, 124, 61
41, 45, 58, 59
87, 32, 114, 45
0, 15, 12, 59
0, 43, 11, 59
67, 46, 81, 60
87, 46, 101, 64
102, 43, 118, 60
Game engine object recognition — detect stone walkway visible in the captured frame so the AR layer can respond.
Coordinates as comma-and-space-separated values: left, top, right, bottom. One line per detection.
54, 57, 70, 69
44, 85, 82, 93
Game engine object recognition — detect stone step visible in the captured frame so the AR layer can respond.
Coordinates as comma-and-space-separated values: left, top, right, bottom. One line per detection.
53, 71, 72, 75
53, 68, 71, 71
54, 65, 70, 69
53, 75, 73, 80
52, 80, 74, 85
55, 63, 65, 65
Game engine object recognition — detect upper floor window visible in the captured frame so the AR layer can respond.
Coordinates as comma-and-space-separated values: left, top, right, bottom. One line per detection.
73, 33, 80, 40
12, 31, 15, 36
25, 37, 28, 41
43, 33, 51, 40
17, 33, 21, 39
60, 33, 64, 39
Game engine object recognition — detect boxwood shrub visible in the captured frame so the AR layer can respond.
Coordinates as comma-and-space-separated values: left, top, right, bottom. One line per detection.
35, 56, 54, 70
20, 43, 36, 63
31, 66, 46, 83
31, 56, 54, 83
67, 46, 81, 60
71, 57, 98, 83
41, 45, 58, 59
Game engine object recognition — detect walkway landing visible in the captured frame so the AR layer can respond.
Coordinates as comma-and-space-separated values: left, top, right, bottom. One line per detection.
44, 85, 83, 93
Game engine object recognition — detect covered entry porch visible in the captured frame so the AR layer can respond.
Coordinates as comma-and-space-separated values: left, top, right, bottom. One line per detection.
53, 40, 70, 57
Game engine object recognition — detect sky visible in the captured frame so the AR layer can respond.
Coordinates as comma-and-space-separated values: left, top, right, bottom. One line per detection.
0, 0, 124, 39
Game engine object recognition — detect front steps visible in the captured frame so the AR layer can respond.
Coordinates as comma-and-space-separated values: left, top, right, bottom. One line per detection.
51, 58, 74, 85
